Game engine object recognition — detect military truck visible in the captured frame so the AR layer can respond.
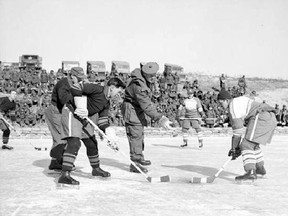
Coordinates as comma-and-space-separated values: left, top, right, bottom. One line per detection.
87, 61, 107, 81
19, 54, 42, 69
110, 61, 130, 80
61, 61, 80, 74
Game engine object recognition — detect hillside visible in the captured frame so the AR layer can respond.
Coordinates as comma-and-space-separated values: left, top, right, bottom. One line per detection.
188, 73, 288, 107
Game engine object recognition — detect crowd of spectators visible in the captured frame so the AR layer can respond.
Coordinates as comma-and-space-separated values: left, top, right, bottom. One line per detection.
1, 66, 287, 128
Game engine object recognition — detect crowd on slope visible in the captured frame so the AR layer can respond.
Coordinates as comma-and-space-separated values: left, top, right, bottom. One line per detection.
0, 66, 287, 128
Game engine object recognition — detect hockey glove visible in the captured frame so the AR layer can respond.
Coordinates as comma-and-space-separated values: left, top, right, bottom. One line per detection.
105, 127, 119, 152
228, 147, 241, 160
228, 135, 242, 160
159, 116, 173, 130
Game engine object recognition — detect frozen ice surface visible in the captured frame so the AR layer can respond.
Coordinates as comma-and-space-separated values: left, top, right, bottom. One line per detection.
0, 135, 288, 216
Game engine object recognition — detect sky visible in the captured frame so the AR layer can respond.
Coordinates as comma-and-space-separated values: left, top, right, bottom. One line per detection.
0, 0, 287, 79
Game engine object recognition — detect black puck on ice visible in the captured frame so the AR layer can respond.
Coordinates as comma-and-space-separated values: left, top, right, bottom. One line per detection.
38, 148, 41, 151
45, 148, 47, 151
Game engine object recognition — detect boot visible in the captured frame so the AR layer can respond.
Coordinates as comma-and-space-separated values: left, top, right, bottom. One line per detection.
58, 171, 79, 185
130, 163, 148, 173
198, 140, 203, 149
180, 140, 188, 148
235, 169, 257, 181
256, 166, 266, 176
2, 144, 13, 150
92, 167, 111, 178
134, 159, 151, 166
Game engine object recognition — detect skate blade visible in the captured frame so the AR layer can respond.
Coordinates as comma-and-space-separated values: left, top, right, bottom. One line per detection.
56, 183, 80, 190
91, 175, 111, 180
235, 179, 256, 185
47, 171, 61, 175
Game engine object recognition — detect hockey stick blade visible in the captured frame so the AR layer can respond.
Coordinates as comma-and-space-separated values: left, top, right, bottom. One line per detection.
190, 157, 232, 184
147, 175, 171, 183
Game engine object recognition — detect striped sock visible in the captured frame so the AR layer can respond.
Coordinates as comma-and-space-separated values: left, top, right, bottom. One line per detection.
62, 153, 76, 171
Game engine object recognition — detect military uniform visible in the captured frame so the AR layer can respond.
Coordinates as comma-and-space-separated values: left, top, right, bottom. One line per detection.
121, 64, 168, 172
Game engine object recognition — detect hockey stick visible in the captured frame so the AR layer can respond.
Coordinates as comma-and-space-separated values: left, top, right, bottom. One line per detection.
85, 117, 171, 183
1, 117, 21, 136
190, 157, 232, 183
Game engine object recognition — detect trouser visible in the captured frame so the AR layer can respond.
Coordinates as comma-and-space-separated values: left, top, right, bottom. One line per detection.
62, 135, 100, 171
240, 138, 264, 172
61, 107, 100, 171
125, 123, 145, 161
182, 119, 203, 143
45, 105, 67, 151
0, 119, 10, 144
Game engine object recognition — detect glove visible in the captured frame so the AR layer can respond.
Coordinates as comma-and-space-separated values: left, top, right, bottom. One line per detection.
228, 135, 242, 160
228, 147, 241, 160
105, 127, 119, 152
74, 108, 88, 118
107, 140, 119, 152
159, 116, 173, 130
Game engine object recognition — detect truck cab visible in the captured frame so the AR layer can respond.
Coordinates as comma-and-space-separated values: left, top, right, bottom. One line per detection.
87, 61, 107, 82
110, 61, 130, 80
61, 61, 80, 74
19, 54, 42, 70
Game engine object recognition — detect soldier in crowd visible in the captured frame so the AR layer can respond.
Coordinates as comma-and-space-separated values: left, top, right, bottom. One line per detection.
280, 105, 287, 126
40, 69, 49, 88
121, 62, 173, 174
219, 73, 226, 90
0, 91, 17, 150
166, 73, 174, 91
217, 89, 277, 181
238, 75, 247, 95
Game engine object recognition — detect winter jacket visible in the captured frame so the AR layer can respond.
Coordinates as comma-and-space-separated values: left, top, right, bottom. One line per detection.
121, 69, 162, 126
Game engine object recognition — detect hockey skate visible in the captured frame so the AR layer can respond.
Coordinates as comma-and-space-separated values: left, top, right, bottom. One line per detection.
92, 167, 111, 178
57, 171, 79, 189
256, 166, 266, 178
180, 141, 188, 148
198, 140, 203, 149
235, 169, 257, 184
2, 145, 13, 150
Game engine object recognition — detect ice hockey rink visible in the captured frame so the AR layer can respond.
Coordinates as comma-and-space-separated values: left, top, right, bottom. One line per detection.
0, 134, 288, 216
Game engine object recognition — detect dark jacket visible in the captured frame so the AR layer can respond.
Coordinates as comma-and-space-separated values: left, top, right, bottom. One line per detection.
121, 69, 162, 126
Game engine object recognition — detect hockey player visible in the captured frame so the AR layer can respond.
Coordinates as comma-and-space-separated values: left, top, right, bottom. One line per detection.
45, 76, 73, 170
0, 91, 17, 150
58, 67, 126, 186
217, 89, 277, 181
180, 89, 205, 148
121, 62, 173, 174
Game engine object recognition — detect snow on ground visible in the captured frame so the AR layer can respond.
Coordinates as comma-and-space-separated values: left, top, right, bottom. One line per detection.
0, 135, 288, 216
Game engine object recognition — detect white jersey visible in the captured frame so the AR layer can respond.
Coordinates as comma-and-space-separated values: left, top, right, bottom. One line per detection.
183, 97, 203, 118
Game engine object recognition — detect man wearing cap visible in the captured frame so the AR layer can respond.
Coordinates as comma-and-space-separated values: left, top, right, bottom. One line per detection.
45, 69, 74, 170
58, 67, 126, 186
217, 89, 277, 181
180, 88, 205, 148
121, 62, 173, 173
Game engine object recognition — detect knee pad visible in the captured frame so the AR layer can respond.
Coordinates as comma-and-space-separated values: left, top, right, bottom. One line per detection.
66, 137, 81, 155
82, 135, 98, 156
50, 144, 66, 161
